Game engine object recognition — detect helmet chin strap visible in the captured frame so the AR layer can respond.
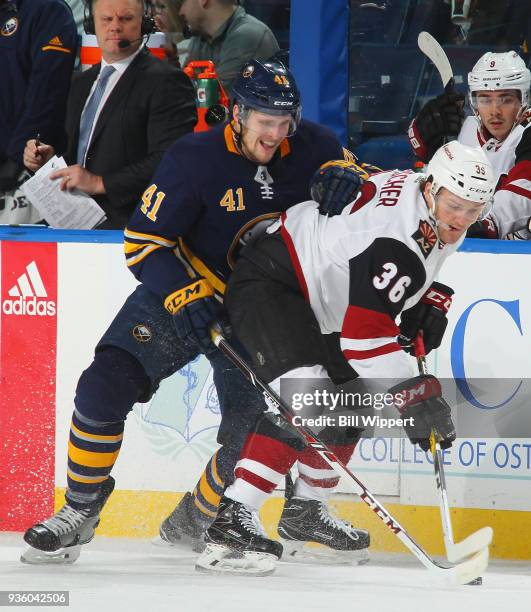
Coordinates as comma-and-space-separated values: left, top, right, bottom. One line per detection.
427, 190, 452, 238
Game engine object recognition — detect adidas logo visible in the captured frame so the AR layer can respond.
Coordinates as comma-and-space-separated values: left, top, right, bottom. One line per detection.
2, 261, 56, 316
48, 36, 63, 46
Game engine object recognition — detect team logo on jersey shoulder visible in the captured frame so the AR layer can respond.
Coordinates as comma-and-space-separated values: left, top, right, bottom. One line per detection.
1, 17, 18, 36
133, 324, 152, 342
412, 220, 437, 258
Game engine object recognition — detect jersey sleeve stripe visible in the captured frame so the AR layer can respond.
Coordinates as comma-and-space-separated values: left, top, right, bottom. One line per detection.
176, 238, 226, 295
126, 244, 161, 267
124, 228, 177, 248
124, 242, 147, 254
500, 182, 531, 199
343, 342, 401, 361
280, 213, 310, 302
342, 304, 400, 340
341, 336, 398, 351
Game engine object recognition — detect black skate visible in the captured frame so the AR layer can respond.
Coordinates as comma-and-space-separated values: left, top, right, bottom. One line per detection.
21, 477, 115, 565
195, 496, 282, 576
157, 492, 208, 553
278, 496, 370, 565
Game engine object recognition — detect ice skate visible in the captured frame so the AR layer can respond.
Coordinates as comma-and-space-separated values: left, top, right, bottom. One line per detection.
20, 476, 115, 565
278, 496, 370, 565
195, 496, 282, 576
155, 492, 208, 553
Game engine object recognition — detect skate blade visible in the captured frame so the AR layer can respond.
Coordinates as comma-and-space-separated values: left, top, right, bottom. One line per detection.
20, 545, 81, 565
280, 540, 370, 566
151, 534, 205, 554
195, 543, 277, 576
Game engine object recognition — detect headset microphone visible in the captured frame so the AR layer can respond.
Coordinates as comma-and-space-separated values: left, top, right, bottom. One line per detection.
118, 36, 144, 49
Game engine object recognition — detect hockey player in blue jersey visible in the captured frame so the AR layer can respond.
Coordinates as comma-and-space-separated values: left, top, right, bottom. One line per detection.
21, 59, 371, 564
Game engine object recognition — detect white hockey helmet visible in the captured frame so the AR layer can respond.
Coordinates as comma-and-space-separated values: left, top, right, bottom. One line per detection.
427, 141, 496, 205
468, 51, 530, 111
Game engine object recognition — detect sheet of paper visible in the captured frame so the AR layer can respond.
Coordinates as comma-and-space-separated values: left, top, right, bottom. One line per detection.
20, 156, 107, 229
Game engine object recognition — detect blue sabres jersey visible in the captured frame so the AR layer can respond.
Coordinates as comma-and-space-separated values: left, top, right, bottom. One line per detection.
125, 119, 352, 301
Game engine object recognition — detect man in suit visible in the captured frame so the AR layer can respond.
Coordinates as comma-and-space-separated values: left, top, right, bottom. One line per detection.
23, 0, 197, 228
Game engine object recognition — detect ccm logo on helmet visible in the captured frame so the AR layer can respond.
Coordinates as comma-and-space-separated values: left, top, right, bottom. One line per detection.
273, 100, 294, 107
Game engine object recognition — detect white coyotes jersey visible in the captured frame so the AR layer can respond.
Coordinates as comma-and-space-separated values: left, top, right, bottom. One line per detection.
280, 171, 462, 381
459, 117, 531, 237
458, 116, 523, 178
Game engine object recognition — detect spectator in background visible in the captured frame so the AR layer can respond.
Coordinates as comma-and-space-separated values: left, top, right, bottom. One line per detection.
65, 0, 85, 38
153, 0, 184, 67
0, 0, 77, 222
179, 0, 279, 95
23, 0, 197, 229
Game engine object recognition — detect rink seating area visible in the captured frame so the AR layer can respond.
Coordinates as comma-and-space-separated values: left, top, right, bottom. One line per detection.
347, 0, 530, 168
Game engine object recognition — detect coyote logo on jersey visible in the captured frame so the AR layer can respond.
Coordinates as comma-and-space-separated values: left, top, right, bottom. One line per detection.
412, 220, 437, 258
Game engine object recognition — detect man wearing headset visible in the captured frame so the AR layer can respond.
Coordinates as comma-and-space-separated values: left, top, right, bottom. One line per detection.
23, 0, 197, 228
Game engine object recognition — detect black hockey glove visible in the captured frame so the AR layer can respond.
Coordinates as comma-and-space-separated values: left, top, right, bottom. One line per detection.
389, 375, 456, 451
466, 216, 499, 239
408, 82, 465, 162
310, 160, 368, 217
398, 282, 454, 355
165, 279, 231, 354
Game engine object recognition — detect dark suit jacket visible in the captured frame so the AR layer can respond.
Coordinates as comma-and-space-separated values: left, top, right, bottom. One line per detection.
64, 48, 197, 228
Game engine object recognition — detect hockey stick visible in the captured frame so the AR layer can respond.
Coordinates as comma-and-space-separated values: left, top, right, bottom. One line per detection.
414, 333, 493, 565
210, 328, 488, 584
418, 31, 454, 89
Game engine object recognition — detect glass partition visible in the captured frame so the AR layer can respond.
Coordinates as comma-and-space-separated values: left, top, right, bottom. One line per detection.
349, 0, 530, 169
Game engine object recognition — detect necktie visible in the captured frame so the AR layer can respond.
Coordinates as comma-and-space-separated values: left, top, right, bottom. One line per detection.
77, 65, 116, 165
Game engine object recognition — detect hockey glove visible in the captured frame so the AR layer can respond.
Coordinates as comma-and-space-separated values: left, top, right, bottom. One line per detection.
165, 279, 231, 354
398, 282, 454, 355
389, 375, 456, 451
408, 82, 465, 162
466, 216, 499, 239
310, 160, 368, 217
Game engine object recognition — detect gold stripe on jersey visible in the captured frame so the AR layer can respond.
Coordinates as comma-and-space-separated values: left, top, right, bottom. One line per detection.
124, 229, 177, 248
342, 147, 357, 163
210, 451, 224, 487
71, 422, 124, 444
126, 244, 161, 267
176, 238, 226, 296
124, 229, 178, 268
68, 441, 120, 468
198, 471, 222, 507
224, 123, 240, 154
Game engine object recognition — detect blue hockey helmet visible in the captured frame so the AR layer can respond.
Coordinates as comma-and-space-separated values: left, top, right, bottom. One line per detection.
232, 59, 302, 135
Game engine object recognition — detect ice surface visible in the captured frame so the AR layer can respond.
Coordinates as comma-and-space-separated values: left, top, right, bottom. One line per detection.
1, 533, 529, 612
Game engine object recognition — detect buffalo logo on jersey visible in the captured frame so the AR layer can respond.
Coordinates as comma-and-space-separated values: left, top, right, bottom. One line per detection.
1, 17, 18, 36
242, 65, 255, 78
412, 220, 437, 258
132, 324, 152, 343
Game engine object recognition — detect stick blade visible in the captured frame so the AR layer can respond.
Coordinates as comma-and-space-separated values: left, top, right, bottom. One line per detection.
418, 31, 453, 88
446, 526, 493, 563
448, 546, 489, 585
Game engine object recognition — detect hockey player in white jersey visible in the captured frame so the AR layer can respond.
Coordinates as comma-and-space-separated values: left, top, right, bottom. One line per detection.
194, 141, 496, 575
409, 50, 531, 239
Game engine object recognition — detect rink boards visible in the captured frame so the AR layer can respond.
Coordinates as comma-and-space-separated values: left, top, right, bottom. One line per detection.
0, 229, 530, 559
